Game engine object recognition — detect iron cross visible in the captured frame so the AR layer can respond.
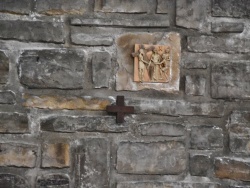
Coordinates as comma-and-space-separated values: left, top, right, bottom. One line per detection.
106, 96, 134, 123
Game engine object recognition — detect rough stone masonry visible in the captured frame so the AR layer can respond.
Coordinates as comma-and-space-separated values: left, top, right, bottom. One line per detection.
0, 0, 250, 188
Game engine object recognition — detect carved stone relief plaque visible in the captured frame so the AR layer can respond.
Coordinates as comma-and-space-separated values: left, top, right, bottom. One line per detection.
133, 44, 171, 83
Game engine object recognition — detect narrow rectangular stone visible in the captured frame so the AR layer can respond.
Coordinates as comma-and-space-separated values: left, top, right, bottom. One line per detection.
41, 116, 128, 133
18, 49, 85, 89
42, 142, 70, 168
37, 174, 69, 188
211, 62, 250, 99
36, 0, 87, 15
212, 0, 250, 18
190, 126, 223, 150
0, 91, 15, 104
0, 20, 64, 43
0, 51, 9, 84
0, 113, 29, 133
92, 51, 111, 88
215, 157, 250, 181
117, 141, 186, 174
0, 0, 31, 14
212, 22, 244, 33
188, 36, 250, 53
140, 122, 185, 136
185, 75, 206, 96
0, 143, 37, 167
76, 138, 109, 188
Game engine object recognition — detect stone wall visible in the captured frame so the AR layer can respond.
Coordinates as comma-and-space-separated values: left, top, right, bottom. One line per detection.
0, 0, 250, 187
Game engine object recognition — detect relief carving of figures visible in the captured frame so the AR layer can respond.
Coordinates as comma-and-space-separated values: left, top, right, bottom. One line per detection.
133, 44, 171, 83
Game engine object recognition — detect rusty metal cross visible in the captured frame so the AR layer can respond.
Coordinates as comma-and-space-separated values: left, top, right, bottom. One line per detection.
106, 96, 134, 123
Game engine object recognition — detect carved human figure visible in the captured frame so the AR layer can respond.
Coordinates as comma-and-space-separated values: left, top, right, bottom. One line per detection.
149, 48, 162, 81
138, 49, 149, 82
160, 48, 171, 80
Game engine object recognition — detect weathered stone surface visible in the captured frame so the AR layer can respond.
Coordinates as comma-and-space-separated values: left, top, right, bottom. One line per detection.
127, 99, 224, 117
71, 26, 113, 46
117, 141, 186, 174
23, 94, 111, 110
0, 143, 37, 167
211, 62, 250, 99
0, 0, 31, 14
176, 0, 210, 30
140, 122, 185, 136
215, 157, 250, 181
0, 51, 9, 84
182, 53, 209, 69
18, 49, 85, 89
190, 126, 223, 150
212, 0, 250, 18
185, 75, 206, 96
0, 91, 15, 104
0, 113, 29, 133
157, 0, 168, 14
212, 22, 244, 33
76, 138, 109, 188
231, 111, 250, 125
117, 182, 220, 188
0, 20, 64, 43
94, 0, 151, 13
116, 33, 180, 92
36, 0, 87, 15
92, 51, 111, 88
71, 16, 170, 28
37, 174, 69, 188
42, 142, 70, 168
41, 116, 129, 133
188, 36, 250, 53
0, 174, 29, 188
190, 153, 211, 176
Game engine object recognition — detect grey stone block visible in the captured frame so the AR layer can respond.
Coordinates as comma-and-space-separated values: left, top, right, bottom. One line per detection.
212, 0, 250, 18
0, 0, 31, 14
0, 51, 9, 84
0, 91, 15, 104
0, 20, 64, 43
117, 141, 187, 174
76, 138, 109, 188
0, 174, 29, 188
37, 174, 69, 188
212, 22, 244, 33
157, 0, 168, 14
92, 51, 111, 88
189, 153, 211, 176
140, 122, 185, 136
0, 113, 29, 133
190, 126, 224, 150
211, 62, 250, 99
185, 75, 206, 96
18, 49, 85, 89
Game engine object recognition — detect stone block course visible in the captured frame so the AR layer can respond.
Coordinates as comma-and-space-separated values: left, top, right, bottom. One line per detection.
0, 0, 31, 15
117, 141, 187, 174
0, 20, 64, 43
18, 49, 85, 89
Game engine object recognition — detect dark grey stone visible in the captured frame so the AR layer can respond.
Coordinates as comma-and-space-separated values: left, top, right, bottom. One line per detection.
0, 0, 31, 14
190, 153, 211, 176
231, 111, 250, 125
76, 138, 109, 188
0, 20, 64, 43
37, 174, 69, 188
0, 113, 29, 133
0, 174, 29, 188
0, 51, 9, 84
71, 26, 113, 46
117, 141, 187, 174
229, 135, 250, 154
212, 22, 244, 33
0, 91, 15, 104
190, 126, 224, 150
211, 62, 250, 99
36, 0, 87, 15
185, 75, 206, 96
212, 0, 250, 18
157, 0, 168, 13
176, 0, 210, 30
188, 36, 250, 53
140, 122, 185, 136
41, 116, 129, 133
183, 53, 209, 69
94, 0, 151, 13
18, 49, 85, 89
92, 51, 111, 88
